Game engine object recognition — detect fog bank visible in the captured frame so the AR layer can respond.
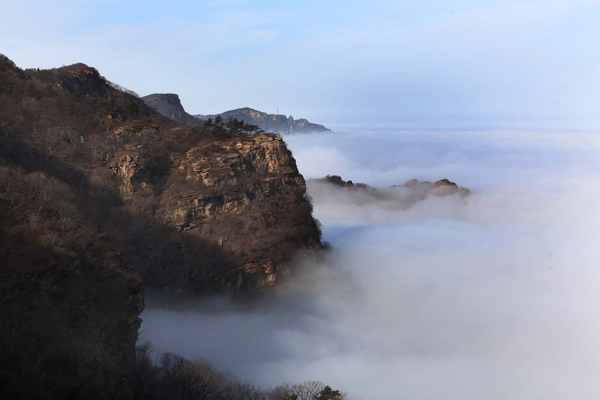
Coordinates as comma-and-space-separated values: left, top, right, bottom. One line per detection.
141, 130, 600, 399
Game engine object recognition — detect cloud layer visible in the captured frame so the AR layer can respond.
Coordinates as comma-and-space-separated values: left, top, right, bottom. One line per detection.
141, 130, 600, 399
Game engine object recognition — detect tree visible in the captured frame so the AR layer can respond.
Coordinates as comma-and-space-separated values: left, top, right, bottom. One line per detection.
267, 381, 345, 400
126, 102, 139, 116
315, 386, 344, 400
159, 352, 227, 400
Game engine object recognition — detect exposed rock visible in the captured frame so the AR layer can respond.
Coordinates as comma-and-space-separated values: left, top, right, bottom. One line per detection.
53, 63, 111, 97
320, 174, 371, 189
308, 175, 470, 210
107, 130, 321, 294
401, 178, 471, 197
141, 93, 203, 127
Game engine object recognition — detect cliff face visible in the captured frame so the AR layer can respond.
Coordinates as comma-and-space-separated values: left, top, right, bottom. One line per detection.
173, 134, 318, 290
195, 107, 331, 134
141, 93, 202, 127
107, 128, 321, 294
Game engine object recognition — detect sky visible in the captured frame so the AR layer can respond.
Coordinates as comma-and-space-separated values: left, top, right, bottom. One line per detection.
141, 129, 600, 399
1, 0, 599, 130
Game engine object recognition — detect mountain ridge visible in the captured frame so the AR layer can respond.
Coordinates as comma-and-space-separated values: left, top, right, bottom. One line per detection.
0, 55, 322, 397
195, 106, 331, 134
140, 92, 330, 134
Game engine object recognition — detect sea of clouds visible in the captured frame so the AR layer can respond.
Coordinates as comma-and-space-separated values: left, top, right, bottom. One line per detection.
141, 129, 600, 399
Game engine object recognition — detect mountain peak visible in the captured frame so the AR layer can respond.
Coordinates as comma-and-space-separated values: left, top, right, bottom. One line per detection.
196, 107, 330, 134
142, 93, 202, 127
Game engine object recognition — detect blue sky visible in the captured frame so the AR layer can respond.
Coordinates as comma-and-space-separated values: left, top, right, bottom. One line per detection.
1, 0, 599, 130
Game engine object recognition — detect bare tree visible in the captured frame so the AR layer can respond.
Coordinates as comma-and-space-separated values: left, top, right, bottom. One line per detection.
159, 352, 227, 400
266, 380, 345, 400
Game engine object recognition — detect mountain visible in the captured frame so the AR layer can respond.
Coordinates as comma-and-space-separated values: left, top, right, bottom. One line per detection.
141, 93, 202, 127
195, 107, 331, 134
0, 55, 322, 397
142, 93, 331, 134
308, 175, 470, 210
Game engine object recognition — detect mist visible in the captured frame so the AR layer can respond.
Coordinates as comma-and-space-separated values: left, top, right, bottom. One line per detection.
140, 129, 600, 399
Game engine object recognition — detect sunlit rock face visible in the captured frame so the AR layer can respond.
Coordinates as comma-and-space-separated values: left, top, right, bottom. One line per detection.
108, 131, 322, 295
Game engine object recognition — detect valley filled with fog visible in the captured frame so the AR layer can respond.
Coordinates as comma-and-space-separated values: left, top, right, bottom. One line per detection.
141, 129, 600, 399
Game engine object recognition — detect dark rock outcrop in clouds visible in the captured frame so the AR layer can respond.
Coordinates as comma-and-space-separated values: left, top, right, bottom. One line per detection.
309, 174, 470, 211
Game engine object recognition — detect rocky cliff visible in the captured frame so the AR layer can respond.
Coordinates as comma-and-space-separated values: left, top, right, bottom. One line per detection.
0, 55, 322, 396
308, 175, 470, 210
106, 126, 321, 294
195, 107, 331, 134
141, 93, 202, 127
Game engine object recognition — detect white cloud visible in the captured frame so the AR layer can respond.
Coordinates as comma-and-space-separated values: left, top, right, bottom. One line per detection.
141, 129, 600, 399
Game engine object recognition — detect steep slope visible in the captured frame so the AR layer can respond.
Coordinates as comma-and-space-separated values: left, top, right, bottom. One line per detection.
0, 54, 322, 395
141, 93, 202, 127
196, 107, 331, 134
0, 56, 146, 397
0, 165, 144, 399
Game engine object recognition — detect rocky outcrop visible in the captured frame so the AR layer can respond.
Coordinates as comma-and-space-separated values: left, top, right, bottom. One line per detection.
400, 178, 471, 197
309, 175, 470, 210
195, 107, 331, 134
106, 130, 321, 294
53, 63, 112, 97
141, 93, 202, 127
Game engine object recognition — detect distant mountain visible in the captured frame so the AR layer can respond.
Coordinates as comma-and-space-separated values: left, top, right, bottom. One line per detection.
141, 93, 202, 127
307, 175, 470, 210
142, 93, 330, 134
195, 107, 331, 135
